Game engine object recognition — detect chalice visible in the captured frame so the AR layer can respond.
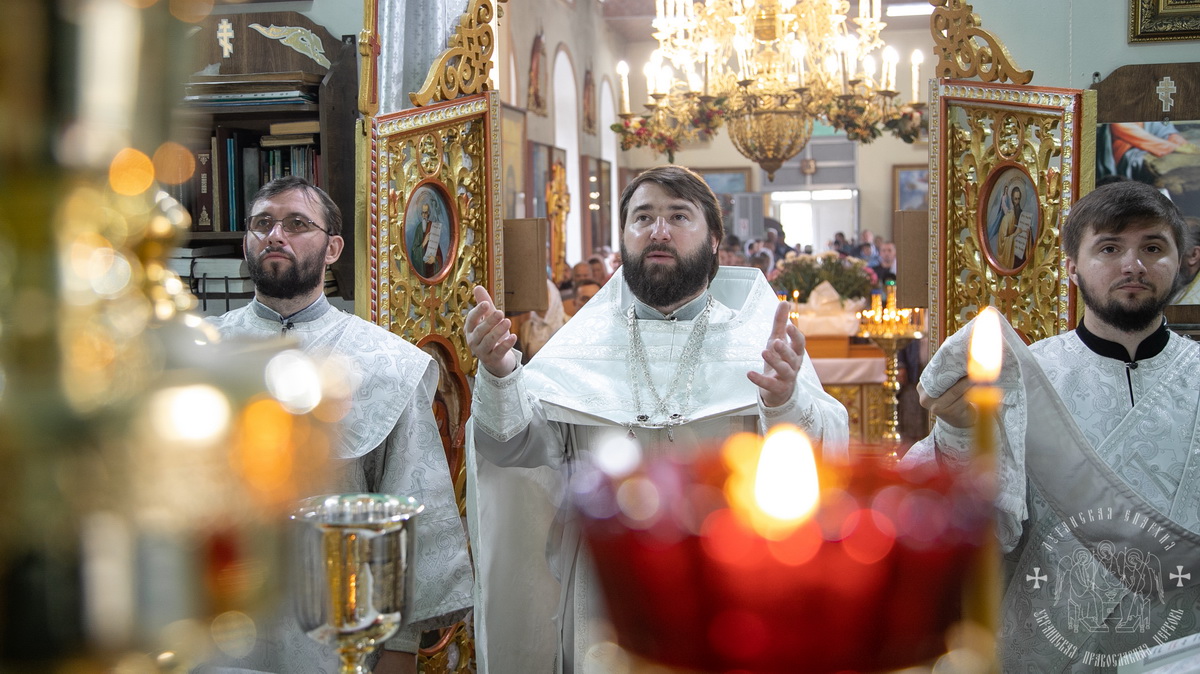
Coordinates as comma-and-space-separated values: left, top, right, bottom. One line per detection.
291, 493, 422, 674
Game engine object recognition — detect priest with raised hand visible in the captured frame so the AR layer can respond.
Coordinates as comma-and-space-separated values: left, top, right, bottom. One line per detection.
907, 180, 1200, 671
464, 165, 850, 673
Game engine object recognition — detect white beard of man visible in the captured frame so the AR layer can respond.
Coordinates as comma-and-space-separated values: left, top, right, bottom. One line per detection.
620, 239, 715, 310
1075, 271, 1176, 334
247, 244, 327, 300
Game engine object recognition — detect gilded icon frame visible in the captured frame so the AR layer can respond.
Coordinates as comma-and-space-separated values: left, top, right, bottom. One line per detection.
1129, 0, 1200, 42
930, 79, 1095, 348
367, 91, 503, 376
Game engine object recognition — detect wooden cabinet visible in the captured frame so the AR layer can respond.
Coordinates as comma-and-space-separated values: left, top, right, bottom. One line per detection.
173, 12, 358, 301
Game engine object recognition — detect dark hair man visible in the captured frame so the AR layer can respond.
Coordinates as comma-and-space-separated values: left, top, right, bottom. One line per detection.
464, 165, 849, 673
207, 176, 472, 674
907, 180, 1199, 670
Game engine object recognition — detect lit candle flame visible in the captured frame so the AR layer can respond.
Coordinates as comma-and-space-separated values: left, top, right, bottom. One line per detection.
723, 427, 820, 540
968, 307, 1003, 383
755, 427, 820, 523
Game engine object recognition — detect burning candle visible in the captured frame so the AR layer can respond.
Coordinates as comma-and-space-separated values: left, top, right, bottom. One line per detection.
964, 306, 1003, 640
616, 61, 630, 114
573, 428, 992, 672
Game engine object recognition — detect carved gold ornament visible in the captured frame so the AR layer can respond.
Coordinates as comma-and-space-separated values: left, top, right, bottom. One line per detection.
547, 161, 570, 285
929, 81, 1095, 347
358, 0, 380, 116
367, 93, 503, 376
929, 0, 1033, 85
409, 0, 500, 107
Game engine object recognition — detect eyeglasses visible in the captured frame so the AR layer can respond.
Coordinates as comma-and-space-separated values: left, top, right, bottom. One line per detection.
245, 215, 329, 237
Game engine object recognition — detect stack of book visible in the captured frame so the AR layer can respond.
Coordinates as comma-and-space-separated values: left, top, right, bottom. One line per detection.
183, 71, 321, 107
192, 256, 254, 296
167, 244, 241, 280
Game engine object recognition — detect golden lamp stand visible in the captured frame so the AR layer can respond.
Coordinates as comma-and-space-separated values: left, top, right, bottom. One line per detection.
857, 287, 924, 454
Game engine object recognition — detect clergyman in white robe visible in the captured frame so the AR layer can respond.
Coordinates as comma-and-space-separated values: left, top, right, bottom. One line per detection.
903, 313, 1200, 672
204, 295, 473, 673
467, 266, 850, 673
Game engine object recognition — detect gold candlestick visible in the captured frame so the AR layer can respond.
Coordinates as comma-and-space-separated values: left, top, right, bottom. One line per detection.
858, 306, 923, 454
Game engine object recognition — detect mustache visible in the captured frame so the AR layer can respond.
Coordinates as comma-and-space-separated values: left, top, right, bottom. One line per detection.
639, 243, 678, 260
257, 245, 296, 262
1110, 277, 1154, 291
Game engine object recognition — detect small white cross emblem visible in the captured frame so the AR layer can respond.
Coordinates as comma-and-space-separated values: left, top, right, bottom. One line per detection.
1027, 567, 1048, 589
217, 19, 235, 58
1170, 566, 1191, 588
1156, 76, 1176, 113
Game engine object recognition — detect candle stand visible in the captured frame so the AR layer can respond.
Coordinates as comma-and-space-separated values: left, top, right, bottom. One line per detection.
857, 287, 923, 455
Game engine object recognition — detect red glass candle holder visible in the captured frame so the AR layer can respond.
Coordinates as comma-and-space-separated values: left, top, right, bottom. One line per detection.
571, 439, 992, 673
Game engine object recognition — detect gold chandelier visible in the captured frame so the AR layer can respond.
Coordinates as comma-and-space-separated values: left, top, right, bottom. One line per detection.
614, 0, 927, 180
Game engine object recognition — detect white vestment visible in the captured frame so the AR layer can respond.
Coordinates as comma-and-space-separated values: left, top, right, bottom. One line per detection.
467, 267, 850, 674
904, 315, 1200, 672
202, 296, 473, 672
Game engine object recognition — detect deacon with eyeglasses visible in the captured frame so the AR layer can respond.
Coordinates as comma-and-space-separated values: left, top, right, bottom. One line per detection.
205, 176, 472, 674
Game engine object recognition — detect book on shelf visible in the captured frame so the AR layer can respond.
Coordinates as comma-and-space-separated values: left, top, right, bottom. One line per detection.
196, 277, 256, 295
210, 135, 224, 232
260, 133, 316, 147
183, 90, 318, 104
192, 257, 249, 279
191, 149, 215, 231
172, 244, 240, 258
269, 120, 321, 135
185, 81, 319, 96
189, 71, 323, 86
167, 257, 196, 278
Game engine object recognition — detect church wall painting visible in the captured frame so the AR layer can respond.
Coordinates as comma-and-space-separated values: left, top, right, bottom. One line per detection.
527, 31, 548, 116
1095, 120, 1200, 221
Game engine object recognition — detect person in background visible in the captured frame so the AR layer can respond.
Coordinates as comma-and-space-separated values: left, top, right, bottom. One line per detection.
569, 278, 601, 315
859, 230, 880, 266
587, 254, 610, 285
556, 261, 574, 291
520, 279, 569, 361
764, 219, 794, 260
871, 241, 898, 286
749, 251, 772, 277
854, 241, 874, 261
830, 231, 853, 256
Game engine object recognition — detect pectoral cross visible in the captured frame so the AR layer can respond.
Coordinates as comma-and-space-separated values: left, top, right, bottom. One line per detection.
1156, 76, 1176, 113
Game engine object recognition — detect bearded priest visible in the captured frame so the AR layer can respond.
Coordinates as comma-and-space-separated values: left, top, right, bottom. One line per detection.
465, 165, 850, 673
908, 180, 1200, 671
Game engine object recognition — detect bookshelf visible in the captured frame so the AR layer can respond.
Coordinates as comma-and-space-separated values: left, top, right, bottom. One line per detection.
174, 11, 358, 301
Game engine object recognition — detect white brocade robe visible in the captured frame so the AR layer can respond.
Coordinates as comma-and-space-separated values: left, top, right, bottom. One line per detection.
907, 319, 1200, 672
201, 297, 473, 673
467, 267, 850, 674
